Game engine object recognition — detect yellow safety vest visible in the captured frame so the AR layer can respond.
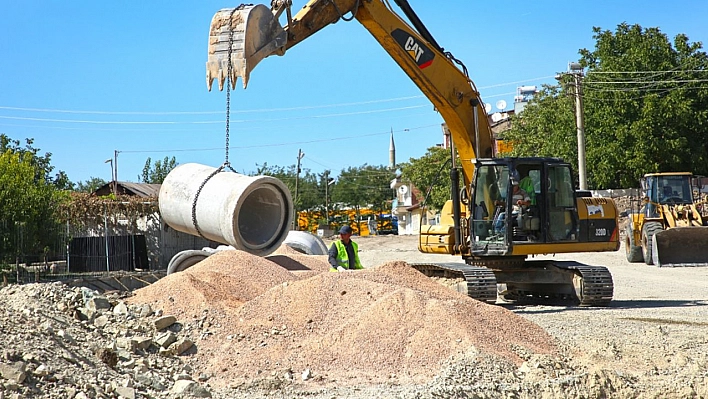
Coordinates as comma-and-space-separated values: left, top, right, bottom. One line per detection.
330, 240, 363, 271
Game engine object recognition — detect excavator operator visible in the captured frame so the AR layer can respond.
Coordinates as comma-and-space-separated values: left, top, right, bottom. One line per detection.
494, 183, 531, 235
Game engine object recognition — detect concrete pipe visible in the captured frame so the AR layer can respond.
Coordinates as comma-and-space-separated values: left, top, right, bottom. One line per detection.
166, 249, 212, 274
159, 163, 293, 256
283, 231, 329, 255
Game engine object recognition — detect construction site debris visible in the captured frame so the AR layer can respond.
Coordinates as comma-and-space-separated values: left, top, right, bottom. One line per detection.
1, 236, 706, 398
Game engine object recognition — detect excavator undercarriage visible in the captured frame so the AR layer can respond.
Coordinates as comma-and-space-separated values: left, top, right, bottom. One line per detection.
411, 259, 613, 307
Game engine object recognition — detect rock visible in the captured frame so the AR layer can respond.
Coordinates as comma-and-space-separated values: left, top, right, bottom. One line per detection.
171, 379, 212, 398
168, 338, 194, 356
93, 314, 110, 328
154, 315, 177, 331
0, 361, 27, 384
114, 386, 136, 399
113, 301, 129, 315
154, 331, 177, 349
302, 368, 313, 381
86, 296, 111, 312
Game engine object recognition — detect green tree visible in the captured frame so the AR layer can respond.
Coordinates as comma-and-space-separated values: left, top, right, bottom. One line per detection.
140, 156, 178, 184
0, 134, 70, 189
399, 146, 456, 211
331, 165, 396, 232
252, 163, 323, 229
75, 177, 108, 193
0, 148, 65, 262
503, 23, 708, 189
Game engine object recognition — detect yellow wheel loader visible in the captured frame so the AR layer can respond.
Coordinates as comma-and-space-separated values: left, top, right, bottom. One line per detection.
624, 172, 708, 267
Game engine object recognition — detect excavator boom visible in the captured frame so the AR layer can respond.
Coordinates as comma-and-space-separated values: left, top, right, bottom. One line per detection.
206, 0, 494, 186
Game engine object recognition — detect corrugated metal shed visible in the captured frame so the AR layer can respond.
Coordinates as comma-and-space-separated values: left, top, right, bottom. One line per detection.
94, 182, 161, 198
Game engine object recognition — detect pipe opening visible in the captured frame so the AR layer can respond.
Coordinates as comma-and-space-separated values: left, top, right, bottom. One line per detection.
236, 184, 290, 250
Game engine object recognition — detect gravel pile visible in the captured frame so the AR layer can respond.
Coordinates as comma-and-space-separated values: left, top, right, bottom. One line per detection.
1, 237, 707, 399
127, 251, 556, 392
0, 282, 211, 398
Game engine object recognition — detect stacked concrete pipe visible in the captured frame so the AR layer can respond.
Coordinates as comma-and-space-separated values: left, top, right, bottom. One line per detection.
159, 163, 293, 258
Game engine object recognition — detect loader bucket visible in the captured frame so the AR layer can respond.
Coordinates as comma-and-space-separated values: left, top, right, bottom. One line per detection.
206, 4, 287, 91
651, 226, 708, 267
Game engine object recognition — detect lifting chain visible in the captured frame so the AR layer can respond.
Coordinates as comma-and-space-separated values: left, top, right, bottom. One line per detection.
191, 8, 240, 240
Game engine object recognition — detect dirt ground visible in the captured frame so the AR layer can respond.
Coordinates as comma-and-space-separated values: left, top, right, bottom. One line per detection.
321, 233, 708, 398
1, 230, 704, 399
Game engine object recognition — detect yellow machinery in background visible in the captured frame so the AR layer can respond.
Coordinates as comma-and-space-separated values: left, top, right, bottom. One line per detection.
297, 209, 398, 237
624, 172, 708, 267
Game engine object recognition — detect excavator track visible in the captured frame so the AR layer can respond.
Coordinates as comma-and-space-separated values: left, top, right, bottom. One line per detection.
570, 263, 614, 306
410, 262, 497, 304
498, 261, 613, 307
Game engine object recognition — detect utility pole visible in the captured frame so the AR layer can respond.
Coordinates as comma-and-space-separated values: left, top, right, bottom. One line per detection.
557, 62, 587, 190
105, 158, 114, 194
113, 150, 119, 195
293, 149, 304, 230
325, 171, 334, 228
570, 62, 587, 190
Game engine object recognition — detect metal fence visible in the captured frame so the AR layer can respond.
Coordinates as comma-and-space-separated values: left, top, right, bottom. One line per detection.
1, 209, 212, 285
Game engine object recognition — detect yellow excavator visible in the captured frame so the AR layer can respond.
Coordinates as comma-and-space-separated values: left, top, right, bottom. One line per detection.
206, 0, 620, 306
624, 172, 708, 267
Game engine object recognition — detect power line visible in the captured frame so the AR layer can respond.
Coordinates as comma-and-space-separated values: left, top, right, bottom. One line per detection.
0, 105, 431, 125
0, 75, 555, 116
585, 79, 708, 85
117, 124, 439, 154
588, 69, 708, 74
478, 75, 556, 89
0, 95, 425, 115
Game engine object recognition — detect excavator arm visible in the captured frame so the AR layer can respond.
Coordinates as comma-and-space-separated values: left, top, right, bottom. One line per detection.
206, 0, 494, 185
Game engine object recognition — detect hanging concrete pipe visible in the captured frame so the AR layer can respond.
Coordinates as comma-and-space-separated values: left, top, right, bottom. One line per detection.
159, 163, 293, 256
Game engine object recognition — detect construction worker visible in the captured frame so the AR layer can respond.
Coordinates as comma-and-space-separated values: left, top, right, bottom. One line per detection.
328, 225, 363, 272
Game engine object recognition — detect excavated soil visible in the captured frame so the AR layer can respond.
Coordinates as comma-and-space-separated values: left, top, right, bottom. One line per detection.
128, 250, 555, 390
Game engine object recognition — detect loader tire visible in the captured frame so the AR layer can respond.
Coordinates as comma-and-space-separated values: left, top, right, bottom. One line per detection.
624, 225, 644, 263
641, 222, 663, 266
167, 249, 211, 274
282, 231, 328, 255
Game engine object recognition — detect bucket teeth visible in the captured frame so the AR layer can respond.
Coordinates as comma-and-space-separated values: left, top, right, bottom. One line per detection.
207, 8, 248, 91
206, 5, 287, 91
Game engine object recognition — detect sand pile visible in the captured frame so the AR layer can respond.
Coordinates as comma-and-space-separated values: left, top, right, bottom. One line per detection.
129, 251, 556, 388
265, 253, 330, 272
128, 250, 298, 315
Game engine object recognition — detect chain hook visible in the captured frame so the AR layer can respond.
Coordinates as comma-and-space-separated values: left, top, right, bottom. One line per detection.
191, 9, 239, 239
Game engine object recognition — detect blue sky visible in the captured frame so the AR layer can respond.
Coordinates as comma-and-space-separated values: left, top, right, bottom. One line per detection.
1, 1, 706, 184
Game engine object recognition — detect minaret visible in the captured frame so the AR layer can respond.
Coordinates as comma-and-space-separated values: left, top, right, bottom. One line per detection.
389, 128, 396, 169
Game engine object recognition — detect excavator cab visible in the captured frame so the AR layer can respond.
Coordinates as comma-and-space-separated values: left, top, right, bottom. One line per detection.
469, 158, 580, 256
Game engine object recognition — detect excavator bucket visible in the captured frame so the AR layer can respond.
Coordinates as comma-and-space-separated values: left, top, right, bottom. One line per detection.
651, 227, 708, 267
206, 4, 287, 91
